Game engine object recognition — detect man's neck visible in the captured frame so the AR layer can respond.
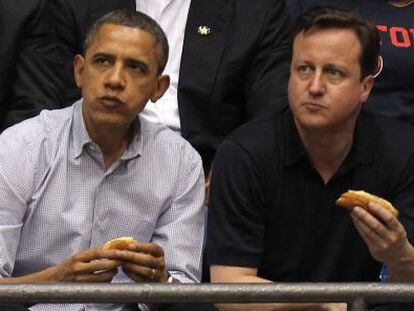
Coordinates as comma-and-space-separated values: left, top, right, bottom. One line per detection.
296, 121, 355, 184
87, 123, 133, 170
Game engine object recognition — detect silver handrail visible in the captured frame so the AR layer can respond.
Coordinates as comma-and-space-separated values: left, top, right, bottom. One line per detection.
1, 283, 414, 311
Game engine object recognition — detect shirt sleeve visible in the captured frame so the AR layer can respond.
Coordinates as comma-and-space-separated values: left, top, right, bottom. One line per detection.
0, 127, 35, 277
206, 138, 266, 268
151, 143, 206, 283
390, 151, 414, 245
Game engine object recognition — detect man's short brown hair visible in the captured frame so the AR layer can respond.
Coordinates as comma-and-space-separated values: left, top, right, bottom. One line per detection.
293, 6, 380, 79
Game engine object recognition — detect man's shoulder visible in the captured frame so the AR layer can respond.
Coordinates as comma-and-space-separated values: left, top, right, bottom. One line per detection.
214, 113, 283, 170
139, 117, 202, 162
1, 106, 74, 147
363, 112, 414, 144
359, 112, 414, 167
227, 114, 281, 151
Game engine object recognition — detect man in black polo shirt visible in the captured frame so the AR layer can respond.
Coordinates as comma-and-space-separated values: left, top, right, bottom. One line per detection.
207, 6, 414, 311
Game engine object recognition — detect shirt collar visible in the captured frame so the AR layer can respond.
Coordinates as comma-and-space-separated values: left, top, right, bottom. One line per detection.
282, 109, 376, 168
71, 99, 143, 160
72, 100, 92, 159
352, 111, 376, 165
283, 109, 307, 167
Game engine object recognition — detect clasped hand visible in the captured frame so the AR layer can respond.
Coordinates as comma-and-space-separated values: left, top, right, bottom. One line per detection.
53, 241, 168, 283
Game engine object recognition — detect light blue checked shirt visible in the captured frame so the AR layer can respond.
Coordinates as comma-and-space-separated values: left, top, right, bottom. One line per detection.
0, 100, 205, 311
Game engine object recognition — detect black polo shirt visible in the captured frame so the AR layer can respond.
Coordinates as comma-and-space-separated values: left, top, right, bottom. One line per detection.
207, 108, 414, 282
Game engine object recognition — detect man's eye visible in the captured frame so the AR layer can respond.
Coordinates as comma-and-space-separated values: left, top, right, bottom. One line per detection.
326, 68, 342, 78
298, 65, 311, 73
129, 64, 142, 72
127, 62, 146, 74
94, 58, 110, 65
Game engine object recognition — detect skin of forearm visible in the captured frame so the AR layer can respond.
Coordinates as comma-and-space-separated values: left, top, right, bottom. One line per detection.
384, 240, 414, 283
215, 276, 341, 311
388, 243, 414, 282
0, 265, 62, 283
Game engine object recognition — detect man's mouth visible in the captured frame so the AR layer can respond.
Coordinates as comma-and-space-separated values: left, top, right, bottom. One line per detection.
303, 102, 325, 112
98, 96, 124, 108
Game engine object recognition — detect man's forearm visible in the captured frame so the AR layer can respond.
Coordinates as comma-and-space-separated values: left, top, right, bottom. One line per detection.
215, 276, 345, 311
0, 265, 61, 283
388, 243, 414, 282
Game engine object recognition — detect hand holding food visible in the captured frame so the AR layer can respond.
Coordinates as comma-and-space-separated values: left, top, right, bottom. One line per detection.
336, 190, 414, 281
101, 237, 170, 283
336, 190, 399, 217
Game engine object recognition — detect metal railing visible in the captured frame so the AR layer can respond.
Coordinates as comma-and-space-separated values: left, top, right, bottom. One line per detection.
1, 283, 414, 310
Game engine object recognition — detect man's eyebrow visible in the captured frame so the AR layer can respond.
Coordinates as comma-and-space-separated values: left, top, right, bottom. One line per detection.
125, 58, 149, 73
323, 63, 347, 70
91, 52, 114, 60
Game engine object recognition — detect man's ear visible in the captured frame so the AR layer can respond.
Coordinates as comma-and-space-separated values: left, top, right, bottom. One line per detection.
73, 54, 85, 89
360, 75, 374, 103
150, 74, 170, 103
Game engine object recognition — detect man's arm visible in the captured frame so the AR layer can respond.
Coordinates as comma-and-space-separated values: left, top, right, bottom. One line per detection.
111, 143, 206, 284
350, 141, 414, 283
351, 203, 414, 282
0, 247, 122, 284
211, 266, 346, 311
0, 126, 123, 283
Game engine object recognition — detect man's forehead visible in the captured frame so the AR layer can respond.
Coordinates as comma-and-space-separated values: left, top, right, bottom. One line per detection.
292, 28, 361, 59
87, 23, 156, 53
294, 27, 360, 45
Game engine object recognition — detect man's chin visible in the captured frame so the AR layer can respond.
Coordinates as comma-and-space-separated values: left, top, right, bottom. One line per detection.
88, 113, 132, 131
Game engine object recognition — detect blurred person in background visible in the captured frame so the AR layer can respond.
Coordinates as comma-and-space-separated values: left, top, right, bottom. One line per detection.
0, 0, 61, 131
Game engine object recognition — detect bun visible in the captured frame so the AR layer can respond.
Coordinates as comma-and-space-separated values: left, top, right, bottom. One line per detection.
336, 190, 398, 217
102, 237, 138, 250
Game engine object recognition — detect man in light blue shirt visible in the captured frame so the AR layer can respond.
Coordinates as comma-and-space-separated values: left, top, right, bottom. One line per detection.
0, 10, 205, 311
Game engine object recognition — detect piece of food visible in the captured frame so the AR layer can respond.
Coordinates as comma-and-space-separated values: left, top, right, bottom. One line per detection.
102, 237, 138, 250
336, 190, 399, 217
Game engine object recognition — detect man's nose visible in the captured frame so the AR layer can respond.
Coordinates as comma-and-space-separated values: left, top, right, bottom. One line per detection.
104, 65, 126, 90
308, 72, 325, 96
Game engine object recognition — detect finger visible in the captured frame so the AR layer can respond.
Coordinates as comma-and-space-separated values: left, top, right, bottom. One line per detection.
116, 250, 165, 270
351, 211, 383, 247
351, 206, 390, 239
367, 202, 401, 230
122, 263, 159, 282
126, 242, 164, 257
76, 269, 118, 283
72, 247, 123, 262
74, 259, 121, 275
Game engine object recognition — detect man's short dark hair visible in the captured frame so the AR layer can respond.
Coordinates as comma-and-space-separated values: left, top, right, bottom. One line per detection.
293, 6, 380, 79
84, 9, 169, 75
